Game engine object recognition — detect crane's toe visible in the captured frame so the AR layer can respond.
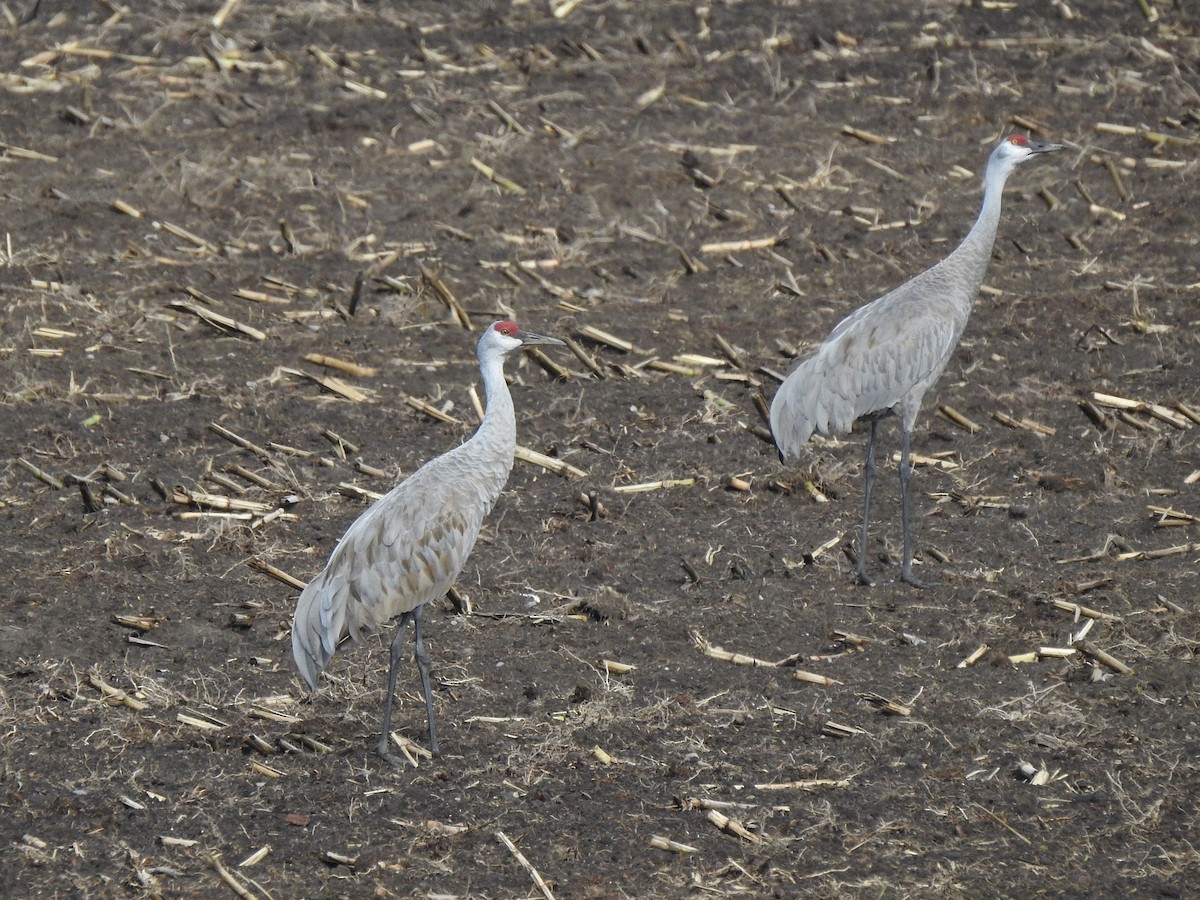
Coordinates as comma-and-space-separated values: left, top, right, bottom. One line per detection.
900, 568, 931, 589
377, 731, 439, 766
378, 749, 408, 768
852, 550, 875, 587
376, 734, 414, 768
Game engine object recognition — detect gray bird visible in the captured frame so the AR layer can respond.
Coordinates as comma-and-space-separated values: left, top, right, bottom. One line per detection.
770, 135, 1063, 586
292, 321, 564, 763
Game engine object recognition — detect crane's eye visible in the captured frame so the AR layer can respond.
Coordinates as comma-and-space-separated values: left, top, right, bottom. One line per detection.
1009, 135, 1028, 146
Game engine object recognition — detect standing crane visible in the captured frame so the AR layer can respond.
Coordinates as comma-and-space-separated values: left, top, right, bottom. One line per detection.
770, 134, 1063, 586
292, 321, 564, 763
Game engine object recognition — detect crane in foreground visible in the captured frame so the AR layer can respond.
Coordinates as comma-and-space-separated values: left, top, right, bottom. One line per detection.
770, 134, 1063, 587
292, 321, 564, 764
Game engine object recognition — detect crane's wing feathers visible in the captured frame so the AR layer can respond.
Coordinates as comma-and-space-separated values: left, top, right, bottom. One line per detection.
291, 462, 488, 691
770, 295, 963, 460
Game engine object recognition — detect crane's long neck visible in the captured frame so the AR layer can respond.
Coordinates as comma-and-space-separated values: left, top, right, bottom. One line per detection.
941, 156, 1012, 295
472, 347, 516, 460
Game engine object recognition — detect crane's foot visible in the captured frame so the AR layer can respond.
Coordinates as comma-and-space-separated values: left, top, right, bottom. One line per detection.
900, 568, 930, 589
377, 733, 438, 767
377, 747, 408, 768
377, 734, 412, 768
854, 557, 876, 587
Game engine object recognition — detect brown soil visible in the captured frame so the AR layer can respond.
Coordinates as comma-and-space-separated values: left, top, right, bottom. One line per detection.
3, 1, 1199, 897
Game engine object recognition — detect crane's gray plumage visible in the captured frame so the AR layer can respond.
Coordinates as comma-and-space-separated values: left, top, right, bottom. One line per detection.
770, 135, 1063, 586
292, 321, 564, 763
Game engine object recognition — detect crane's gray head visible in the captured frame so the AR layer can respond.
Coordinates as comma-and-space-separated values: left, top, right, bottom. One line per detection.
990, 133, 1064, 171
481, 320, 565, 357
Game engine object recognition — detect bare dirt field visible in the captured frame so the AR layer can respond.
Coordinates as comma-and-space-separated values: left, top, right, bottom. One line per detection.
2, 1, 1199, 897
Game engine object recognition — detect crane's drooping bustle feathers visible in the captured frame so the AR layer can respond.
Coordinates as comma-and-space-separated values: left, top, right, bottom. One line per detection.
291, 321, 564, 761
769, 134, 1063, 586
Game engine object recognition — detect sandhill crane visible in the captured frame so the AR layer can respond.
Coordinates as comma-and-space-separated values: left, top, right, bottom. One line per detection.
770, 134, 1063, 586
292, 321, 564, 763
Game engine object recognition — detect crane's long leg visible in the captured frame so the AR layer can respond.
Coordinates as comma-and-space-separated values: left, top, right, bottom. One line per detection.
410, 603, 439, 755
856, 419, 880, 586
378, 612, 413, 764
898, 425, 926, 588
377, 605, 439, 764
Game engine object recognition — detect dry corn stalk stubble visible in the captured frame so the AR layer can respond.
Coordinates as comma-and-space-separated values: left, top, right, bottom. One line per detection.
2, 2, 1197, 898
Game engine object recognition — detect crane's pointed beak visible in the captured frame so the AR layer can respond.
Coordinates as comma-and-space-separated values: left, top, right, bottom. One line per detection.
517, 330, 566, 347
1028, 140, 1065, 154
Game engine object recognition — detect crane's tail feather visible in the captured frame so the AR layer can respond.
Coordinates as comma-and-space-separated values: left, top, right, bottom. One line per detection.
291, 571, 348, 691
769, 375, 819, 462
770, 351, 864, 461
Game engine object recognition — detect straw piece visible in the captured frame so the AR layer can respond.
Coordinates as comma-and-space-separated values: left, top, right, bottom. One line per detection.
417, 262, 472, 329
495, 831, 555, 900
699, 235, 781, 254
754, 777, 853, 791
576, 325, 634, 353
280, 367, 373, 402
706, 809, 761, 843
649, 835, 698, 854
204, 854, 257, 900
470, 157, 527, 195
514, 445, 586, 478
404, 394, 461, 425
16, 457, 64, 490
956, 644, 989, 668
842, 125, 896, 144
247, 558, 306, 591
212, 0, 243, 28
89, 673, 148, 711
612, 478, 695, 494
938, 405, 981, 433
168, 299, 266, 341
1076, 640, 1133, 675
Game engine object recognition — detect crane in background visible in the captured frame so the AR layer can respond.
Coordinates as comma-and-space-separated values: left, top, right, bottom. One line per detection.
770, 135, 1064, 586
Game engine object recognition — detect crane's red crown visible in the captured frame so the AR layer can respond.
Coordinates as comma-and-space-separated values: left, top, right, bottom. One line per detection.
1007, 134, 1029, 146
493, 321, 520, 337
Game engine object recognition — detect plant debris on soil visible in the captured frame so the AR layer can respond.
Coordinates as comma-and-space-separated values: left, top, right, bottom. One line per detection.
2, 1, 1198, 897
